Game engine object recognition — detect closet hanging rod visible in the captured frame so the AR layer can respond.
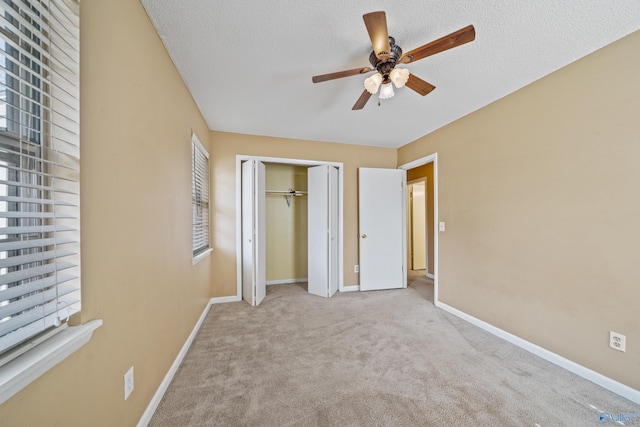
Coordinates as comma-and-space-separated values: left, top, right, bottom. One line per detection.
265, 189, 307, 195
265, 188, 307, 207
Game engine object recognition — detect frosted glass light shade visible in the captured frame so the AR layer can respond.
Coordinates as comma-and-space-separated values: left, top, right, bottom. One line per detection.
390, 68, 410, 88
364, 73, 383, 94
379, 82, 395, 99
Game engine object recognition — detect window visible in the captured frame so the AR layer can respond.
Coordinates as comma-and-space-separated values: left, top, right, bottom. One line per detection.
0, 0, 80, 361
191, 133, 210, 261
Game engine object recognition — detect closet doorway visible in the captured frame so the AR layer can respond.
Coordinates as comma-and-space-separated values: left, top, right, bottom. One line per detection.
236, 156, 343, 306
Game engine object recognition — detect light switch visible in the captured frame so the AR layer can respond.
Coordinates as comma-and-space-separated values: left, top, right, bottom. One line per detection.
439, 221, 445, 232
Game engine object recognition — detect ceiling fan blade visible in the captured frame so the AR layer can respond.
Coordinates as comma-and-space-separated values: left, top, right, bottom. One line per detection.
363, 11, 390, 61
405, 74, 436, 96
312, 67, 373, 83
352, 90, 372, 110
400, 25, 475, 64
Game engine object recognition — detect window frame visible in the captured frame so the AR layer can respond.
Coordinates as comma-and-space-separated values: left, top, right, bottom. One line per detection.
191, 132, 211, 264
0, 0, 101, 404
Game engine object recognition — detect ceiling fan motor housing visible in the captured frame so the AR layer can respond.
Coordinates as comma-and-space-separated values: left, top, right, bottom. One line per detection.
369, 37, 403, 82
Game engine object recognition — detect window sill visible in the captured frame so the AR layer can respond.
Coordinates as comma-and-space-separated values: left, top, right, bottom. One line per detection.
0, 319, 103, 405
192, 248, 212, 265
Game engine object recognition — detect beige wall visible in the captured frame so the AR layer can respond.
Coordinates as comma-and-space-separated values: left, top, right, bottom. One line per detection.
399, 31, 640, 390
265, 164, 308, 281
0, 0, 212, 425
209, 131, 397, 297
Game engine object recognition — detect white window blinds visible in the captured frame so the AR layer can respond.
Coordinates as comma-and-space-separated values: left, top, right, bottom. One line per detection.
0, 0, 80, 358
191, 133, 209, 257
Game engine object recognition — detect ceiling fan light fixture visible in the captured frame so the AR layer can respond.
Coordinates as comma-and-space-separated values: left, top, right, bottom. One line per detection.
311, 11, 475, 110
390, 68, 410, 88
379, 82, 395, 100
364, 73, 383, 94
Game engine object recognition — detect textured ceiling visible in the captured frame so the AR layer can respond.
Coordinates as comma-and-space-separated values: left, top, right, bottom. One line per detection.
140, 1, 640, 148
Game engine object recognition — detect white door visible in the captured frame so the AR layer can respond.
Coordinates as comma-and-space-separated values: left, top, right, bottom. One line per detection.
241, 160, 266, 305
307, 165, 339, 297
328, 166, 339, 297
359, 167, 406, 291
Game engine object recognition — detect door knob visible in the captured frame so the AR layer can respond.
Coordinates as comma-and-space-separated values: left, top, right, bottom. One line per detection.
361, 234, 367, 238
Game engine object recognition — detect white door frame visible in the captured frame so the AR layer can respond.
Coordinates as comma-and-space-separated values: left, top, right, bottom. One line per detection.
236, 155, 344, 300
398, 153, 439, 303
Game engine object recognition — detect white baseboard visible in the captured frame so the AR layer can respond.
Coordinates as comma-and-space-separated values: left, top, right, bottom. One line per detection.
340, 285, 359, 292
211, 295, 241, 304
266, 278, 308, 286
137, 300, 213, 427
426, 273, 435, 279
435, 301, 640, 405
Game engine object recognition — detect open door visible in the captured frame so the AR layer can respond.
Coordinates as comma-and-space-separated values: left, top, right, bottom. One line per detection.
307, 165, 339, 297
241, 159, 266, 305
359, 167, 406, 291
328, 165, 339, 297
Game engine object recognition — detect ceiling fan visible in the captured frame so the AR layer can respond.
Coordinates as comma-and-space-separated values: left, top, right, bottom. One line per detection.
312, 11, 475, 110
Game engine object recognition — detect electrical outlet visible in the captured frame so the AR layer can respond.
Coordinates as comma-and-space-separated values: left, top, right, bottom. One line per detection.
354, 265, 359, 273
609, 331, 626, 352
439, 221, 446, 232
124, 366, 134, 400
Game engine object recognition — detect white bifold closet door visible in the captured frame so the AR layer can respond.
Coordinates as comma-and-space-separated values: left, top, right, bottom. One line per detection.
359, 167, 406, 291
307, 165, 339, 298
242, 160, 266, 306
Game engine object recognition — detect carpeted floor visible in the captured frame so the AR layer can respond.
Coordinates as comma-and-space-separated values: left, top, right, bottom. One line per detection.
148, 273, 639, 426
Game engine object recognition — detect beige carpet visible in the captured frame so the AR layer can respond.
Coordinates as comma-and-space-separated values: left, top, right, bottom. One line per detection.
149, 273, 639, 426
